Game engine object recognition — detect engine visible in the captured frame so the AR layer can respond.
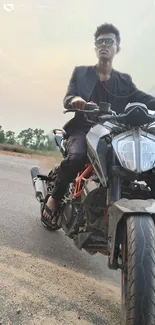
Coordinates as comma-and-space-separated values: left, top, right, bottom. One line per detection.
81, 178, 106, 228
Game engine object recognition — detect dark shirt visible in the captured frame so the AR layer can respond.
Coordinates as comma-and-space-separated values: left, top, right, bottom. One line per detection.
90, 69, 151, 114
90, 79, 111, 106
63, 66, 155, 134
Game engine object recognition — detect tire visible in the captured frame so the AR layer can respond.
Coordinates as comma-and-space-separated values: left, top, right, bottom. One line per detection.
48, 164, 60, 179
121, 215, 155, 325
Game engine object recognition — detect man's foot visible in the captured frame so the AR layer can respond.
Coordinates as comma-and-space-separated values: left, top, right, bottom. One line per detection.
43, 196, 58, 225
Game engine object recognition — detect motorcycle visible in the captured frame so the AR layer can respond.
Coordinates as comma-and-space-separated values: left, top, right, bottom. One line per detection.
31, 101, 155, 324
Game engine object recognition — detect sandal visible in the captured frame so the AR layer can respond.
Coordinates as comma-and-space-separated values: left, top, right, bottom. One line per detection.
41, 204, 58, 228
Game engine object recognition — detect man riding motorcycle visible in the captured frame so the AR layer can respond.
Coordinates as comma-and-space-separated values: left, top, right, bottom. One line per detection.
43, 23, 155, 227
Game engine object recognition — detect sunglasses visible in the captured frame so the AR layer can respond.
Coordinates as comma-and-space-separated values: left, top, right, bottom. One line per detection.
95, 38, 115, 48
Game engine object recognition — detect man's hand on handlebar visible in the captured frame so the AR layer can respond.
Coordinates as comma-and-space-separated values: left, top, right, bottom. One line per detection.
70, 96, 87, 110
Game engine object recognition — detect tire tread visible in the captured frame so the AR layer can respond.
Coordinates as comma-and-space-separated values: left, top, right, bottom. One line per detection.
125, 215, 155, 325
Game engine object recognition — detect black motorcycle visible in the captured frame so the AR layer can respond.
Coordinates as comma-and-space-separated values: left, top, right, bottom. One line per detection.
31, 101, 155, 325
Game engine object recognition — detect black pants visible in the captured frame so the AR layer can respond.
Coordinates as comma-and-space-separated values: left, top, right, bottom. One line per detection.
52, 130, 88, 201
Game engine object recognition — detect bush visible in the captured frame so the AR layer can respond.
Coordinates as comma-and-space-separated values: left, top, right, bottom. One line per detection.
0, 143, 61, 159
0, 143, 28, 153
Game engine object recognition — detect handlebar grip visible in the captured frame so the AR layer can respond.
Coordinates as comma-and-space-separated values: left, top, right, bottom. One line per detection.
63, 108, 99, 114
63, 102, 99, 114
63, 109, 77, 114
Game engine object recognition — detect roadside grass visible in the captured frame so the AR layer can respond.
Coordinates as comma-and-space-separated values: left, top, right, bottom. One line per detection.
0, 143, 61, 160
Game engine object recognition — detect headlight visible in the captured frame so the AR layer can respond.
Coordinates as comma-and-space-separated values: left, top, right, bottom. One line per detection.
112, 132, 155, 173
140, 136, 155, 171
117, 137, 136, 171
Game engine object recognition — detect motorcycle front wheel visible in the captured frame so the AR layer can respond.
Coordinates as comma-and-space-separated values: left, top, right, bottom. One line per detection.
121, 215, 155, 325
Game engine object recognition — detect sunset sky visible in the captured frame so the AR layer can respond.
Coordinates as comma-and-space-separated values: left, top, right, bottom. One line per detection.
0, 0, 155, 134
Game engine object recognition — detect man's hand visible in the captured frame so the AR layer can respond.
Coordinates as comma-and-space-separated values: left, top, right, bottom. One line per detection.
70, 96, 86, 110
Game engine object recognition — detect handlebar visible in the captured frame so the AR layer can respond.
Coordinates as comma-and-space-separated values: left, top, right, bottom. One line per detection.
63, 102, 155, 126
63, 108, 125, 123
64, 108, 100, 114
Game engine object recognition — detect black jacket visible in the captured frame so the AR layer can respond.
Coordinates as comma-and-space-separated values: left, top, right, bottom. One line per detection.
63, 65, 155, 132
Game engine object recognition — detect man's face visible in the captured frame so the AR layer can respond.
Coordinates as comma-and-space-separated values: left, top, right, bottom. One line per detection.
95, 33, 119, 61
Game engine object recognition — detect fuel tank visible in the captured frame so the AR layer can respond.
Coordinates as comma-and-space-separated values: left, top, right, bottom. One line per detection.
86, 122, 117, 186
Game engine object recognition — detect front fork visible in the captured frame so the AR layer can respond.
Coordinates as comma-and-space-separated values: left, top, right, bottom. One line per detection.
108, 151, 121, 202
106, 152, 121, 269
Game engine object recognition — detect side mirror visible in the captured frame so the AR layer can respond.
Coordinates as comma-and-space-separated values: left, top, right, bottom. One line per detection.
124, 102, 148, 114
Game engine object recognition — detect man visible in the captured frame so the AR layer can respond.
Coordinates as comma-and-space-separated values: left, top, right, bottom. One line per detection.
43, 23, 155, 226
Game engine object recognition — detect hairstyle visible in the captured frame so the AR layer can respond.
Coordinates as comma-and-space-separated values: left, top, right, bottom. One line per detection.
94, 23, 121, 44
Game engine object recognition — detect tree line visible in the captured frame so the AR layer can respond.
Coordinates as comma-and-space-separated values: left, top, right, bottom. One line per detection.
0, 126, 57, 151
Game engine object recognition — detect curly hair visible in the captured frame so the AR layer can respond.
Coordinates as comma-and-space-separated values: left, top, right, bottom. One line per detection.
94, 23, 121, 44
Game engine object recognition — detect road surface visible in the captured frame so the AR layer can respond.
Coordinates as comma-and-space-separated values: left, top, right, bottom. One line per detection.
0, 154, 121, 325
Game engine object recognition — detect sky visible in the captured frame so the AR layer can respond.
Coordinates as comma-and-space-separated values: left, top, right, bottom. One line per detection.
0, 0, 155, 134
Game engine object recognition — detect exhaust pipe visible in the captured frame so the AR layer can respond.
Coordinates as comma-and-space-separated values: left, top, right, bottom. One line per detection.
31, 167, 46, 201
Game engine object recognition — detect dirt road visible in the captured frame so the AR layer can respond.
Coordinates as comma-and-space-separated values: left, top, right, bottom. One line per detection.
0, 154, 121, 325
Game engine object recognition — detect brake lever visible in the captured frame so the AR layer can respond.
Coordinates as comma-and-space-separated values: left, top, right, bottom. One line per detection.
148, 114, 155, 121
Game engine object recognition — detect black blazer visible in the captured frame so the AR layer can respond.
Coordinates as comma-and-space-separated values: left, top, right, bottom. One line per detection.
63, 65, 155, 112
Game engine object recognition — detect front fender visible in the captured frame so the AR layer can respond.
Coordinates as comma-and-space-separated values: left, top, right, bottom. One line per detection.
108, 198, 155, 266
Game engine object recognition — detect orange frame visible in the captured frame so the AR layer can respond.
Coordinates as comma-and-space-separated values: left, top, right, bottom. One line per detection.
73, 164, 93, 199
